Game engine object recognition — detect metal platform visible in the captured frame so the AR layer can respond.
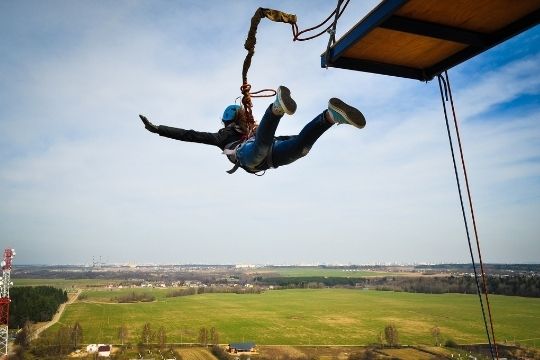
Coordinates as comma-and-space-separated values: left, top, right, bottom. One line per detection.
321, 0, 540, 81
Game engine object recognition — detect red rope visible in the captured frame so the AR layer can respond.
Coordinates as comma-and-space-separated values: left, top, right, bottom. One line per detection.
444, 71, 500, 359
292, 0, 350, 41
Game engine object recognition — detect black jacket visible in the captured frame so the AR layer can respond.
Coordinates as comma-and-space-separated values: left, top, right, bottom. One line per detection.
157, 124, 245, 151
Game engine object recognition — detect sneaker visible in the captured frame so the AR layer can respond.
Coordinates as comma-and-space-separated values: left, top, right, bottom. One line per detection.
272, 86, 297, 115
328, 98, 366, 129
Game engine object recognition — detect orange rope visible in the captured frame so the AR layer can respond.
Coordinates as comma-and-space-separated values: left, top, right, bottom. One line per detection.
240, 3, 348, 137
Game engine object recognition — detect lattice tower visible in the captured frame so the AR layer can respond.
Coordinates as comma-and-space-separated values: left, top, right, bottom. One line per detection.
0, 249, 15, 358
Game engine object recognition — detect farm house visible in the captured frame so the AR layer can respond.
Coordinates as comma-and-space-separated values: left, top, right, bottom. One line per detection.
86, 344, 112, 357
227, 342, 256, 354
98, 344, 111, 357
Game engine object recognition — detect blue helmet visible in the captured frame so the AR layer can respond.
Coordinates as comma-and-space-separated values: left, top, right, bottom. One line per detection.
222, 105, 241, 123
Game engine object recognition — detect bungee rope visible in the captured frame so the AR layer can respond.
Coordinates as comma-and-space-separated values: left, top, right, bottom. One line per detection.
240, 8, 296, 138
438, 71, 499, 360
240, 1, 350, 138
323, 0, 345, 68
292, 0, 350, 42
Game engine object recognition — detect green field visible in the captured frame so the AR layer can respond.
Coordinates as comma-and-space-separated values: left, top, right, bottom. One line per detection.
48, 289, 540, 347
79, 287, 171, 302
13, 278, 118, 288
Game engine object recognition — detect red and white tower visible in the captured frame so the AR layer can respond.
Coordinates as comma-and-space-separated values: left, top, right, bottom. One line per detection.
0, 249, 15, 357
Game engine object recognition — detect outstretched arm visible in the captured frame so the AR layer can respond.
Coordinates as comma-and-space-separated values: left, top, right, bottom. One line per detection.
139, 114, 223, 148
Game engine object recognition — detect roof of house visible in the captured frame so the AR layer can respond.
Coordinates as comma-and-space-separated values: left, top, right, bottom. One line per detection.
321, 0, 540, 81
229, 342, 256, 350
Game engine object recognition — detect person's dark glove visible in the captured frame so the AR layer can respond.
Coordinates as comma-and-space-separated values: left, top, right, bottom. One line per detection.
139, 114, 159, 133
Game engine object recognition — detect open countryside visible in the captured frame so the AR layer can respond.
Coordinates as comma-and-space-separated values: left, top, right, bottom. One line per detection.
260, 267, 398, 278
48, 288, 540, 346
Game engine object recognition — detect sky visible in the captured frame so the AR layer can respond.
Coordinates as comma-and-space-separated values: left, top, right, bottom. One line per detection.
1, 1, 539, 266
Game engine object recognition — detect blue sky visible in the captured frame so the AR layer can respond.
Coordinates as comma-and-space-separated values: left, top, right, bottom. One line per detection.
1, 1, 539, 265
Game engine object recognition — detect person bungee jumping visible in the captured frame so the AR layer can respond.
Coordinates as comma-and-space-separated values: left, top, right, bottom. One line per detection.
139, 86, 365, 175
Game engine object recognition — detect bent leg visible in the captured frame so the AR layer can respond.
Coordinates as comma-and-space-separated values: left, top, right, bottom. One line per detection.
236, 104, 282, 169
272, 111, 332, 168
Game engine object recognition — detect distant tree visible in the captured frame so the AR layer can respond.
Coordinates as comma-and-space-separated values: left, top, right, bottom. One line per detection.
56, 324, 72, 355
384, 324, 399, 347
141, 323, 153, 345
118, 324, 129, 346
14, 320, 33, 348
431, 326, 441, 346
445, 338, 458, 348
115, 291, 155, 303
157, 326, 167, 350
10, 344, 26, 360
211, 345, 230, 360
377, 331, 385, 347
71, 321, 83, 348
209, 326, 219, 345
363, 350, 379, 360
30, 333, 56, 358
10, 286, 68, 328
198, 327, 209, 346
348, 352, 363, 360
349, 350, 378, 360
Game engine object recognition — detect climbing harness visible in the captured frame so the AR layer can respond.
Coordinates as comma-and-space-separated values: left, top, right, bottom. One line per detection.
223, 138, 269, 176
223, 140, 244, 174
438, 71, 499, 360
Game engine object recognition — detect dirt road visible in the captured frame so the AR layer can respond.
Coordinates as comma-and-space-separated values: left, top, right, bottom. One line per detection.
32, 289, 82, 339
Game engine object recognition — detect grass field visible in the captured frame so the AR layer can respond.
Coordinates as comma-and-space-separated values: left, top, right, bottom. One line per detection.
47, 288, 540, 347
176, 348, 218, 360
79, 287, 171, 302
13, 278, 118, 288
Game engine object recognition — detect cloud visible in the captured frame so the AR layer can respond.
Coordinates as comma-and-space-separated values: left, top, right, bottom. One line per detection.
0, 1, 539, 264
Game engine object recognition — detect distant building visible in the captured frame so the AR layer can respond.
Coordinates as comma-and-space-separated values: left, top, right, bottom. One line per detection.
98, 344, 111, 357
86, 344, 111, 357
86, 344, 98, 353
227, 342, 256, 354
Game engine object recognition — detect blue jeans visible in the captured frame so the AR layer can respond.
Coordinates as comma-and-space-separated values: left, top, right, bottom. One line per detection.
236, 105, 332, 172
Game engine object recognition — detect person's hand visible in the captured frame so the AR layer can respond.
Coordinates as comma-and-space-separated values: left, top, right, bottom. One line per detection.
139, 114, 158, 133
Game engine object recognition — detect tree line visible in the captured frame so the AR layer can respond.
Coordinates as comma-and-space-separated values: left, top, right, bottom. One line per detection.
374, 275, 540, 297
112, 291, 156, 303
258, 274, 540, 297
166, 286, 262, 298
12, 321, 83, 359
9, 286, 68, 328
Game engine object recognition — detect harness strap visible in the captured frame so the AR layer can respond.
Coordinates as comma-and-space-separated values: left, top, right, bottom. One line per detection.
222, 148, 237, 156
226, 162, 241, 174
223, 141, 243, 174
222, 138, 271, 176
